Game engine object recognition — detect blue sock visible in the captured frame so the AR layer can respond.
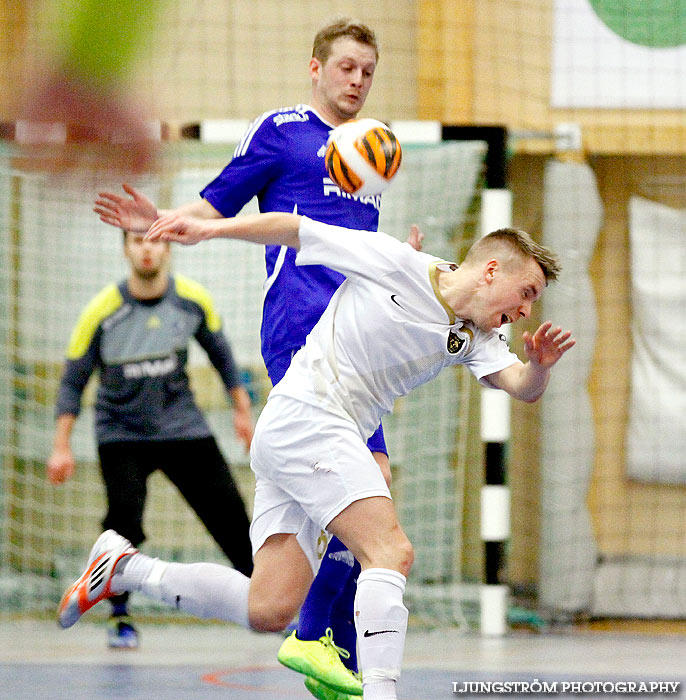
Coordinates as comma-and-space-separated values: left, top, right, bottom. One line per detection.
329, 560, 360, 672
110, 592, 129, 617
297, 536, 354, 643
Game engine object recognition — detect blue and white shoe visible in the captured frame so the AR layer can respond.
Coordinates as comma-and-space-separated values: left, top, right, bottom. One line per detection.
107, 615, 139, 649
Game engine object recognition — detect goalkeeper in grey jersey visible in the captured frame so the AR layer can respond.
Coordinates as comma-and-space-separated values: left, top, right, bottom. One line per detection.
48, 231, 254, 649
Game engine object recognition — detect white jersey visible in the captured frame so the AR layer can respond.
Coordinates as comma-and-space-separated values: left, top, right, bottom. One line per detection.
270, 217, 520, 440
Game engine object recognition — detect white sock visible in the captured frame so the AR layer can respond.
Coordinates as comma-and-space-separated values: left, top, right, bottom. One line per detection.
111, 550, 158, 594
354, 568, 408, 700
362, 681, 398, 700
113, 553, 251, 628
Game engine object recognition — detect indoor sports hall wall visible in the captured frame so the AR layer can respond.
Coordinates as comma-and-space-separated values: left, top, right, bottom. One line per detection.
1, 0, 685, 622
0, 0, 418, 123
453, 1, 685, 617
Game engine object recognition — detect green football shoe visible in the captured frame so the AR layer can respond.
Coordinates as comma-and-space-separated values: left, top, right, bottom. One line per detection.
277, 627, 362, 696
304, 674, 359, 700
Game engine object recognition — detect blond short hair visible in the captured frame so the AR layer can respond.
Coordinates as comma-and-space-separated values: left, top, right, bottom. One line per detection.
464, 228, 561, 283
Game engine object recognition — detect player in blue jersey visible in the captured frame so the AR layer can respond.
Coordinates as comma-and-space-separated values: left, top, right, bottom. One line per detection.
47, 231, 254, 649
93, 18, 422, 700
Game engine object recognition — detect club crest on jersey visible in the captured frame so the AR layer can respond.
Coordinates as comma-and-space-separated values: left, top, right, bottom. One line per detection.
447, 330, 466, 354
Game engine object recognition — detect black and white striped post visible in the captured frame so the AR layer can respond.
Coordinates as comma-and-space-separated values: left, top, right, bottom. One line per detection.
441, 126, 512, 636
476, 128, 511, 637
479, 187, 512, 636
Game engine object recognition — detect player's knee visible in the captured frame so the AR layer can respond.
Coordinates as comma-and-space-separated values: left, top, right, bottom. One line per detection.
374, 530, 414, 577
396, 538, 414, 577
249, 613, 289, 634
364, 528, 414, 576
248, 598, 297, 633
386, 524, 414, 575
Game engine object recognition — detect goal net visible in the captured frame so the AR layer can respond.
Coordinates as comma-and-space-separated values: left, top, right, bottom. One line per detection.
0, 137, 486, 621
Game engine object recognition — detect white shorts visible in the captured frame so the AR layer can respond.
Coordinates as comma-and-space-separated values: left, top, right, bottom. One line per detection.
248, 394, 391, 573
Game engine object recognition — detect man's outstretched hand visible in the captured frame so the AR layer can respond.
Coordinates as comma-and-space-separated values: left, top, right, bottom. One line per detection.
94, 184, 158, 233
522, 321, 576, 369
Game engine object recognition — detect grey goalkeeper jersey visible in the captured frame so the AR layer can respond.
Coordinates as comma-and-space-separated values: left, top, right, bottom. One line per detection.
56, 275, 241, 444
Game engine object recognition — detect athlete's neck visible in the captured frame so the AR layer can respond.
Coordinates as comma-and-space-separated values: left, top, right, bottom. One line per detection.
128, 272, 169, 300
309, 99, 353, 128
437, 268, 475, 320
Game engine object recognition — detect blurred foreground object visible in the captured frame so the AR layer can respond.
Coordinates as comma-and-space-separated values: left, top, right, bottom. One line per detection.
11, 0, 165, 173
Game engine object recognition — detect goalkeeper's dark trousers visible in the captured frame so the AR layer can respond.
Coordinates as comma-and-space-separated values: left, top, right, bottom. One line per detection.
98, 436, 254, 598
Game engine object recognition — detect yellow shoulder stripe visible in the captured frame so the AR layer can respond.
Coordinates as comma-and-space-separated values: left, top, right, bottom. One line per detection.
174, 275, 221, 332
428, 261, 456, 325
66, 284, 123, 359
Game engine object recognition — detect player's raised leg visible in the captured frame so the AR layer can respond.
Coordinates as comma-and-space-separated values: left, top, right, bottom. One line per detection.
58, 529, 313, 634
281, 434, 389, 699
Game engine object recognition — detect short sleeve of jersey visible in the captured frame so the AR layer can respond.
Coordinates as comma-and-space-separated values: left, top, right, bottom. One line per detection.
461, 328, 520, 386
200, 112, 285, 217
295, 216, 435, 283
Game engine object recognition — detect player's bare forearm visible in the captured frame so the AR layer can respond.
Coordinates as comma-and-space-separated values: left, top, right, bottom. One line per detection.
485, 321, 575, 403
146, 212, 302, 249
230, 387, 254, 451
171, 198, 223, 220
52, 413, 77, 450
229, 386, 252, 414
499, 361, 551, 403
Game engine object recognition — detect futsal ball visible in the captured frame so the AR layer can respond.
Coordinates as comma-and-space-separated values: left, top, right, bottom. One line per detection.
325, 118, 402, 197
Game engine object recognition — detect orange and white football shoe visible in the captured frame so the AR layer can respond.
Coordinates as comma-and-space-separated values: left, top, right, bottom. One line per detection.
58, 530, 137, 629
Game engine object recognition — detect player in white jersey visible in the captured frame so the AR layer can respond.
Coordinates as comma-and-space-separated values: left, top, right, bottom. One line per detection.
270, 220, 522, 441
58, 212, 575, 700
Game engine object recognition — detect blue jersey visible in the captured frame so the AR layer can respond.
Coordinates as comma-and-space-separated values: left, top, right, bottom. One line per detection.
200, 104, 381, 384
